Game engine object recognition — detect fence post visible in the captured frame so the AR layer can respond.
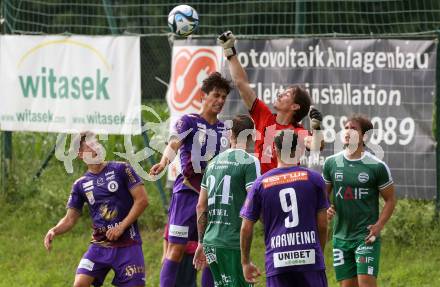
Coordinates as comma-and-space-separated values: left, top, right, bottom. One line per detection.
295, 0, 306, 35
435, 33, 440, 219
1, 0, 13, 194
102, 0, 119, 34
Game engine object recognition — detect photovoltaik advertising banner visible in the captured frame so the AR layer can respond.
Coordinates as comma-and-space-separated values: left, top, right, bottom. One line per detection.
0, 35, 141, 135
169, 38, 437, 199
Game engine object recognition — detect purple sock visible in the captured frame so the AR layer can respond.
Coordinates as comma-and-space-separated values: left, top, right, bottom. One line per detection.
201, 267, 214, 287
160, 259, 179, 287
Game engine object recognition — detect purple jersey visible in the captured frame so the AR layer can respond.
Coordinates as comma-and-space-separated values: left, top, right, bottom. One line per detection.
240, 166, 329, 277
172, 114, 229, 193
67, 161, 144, 247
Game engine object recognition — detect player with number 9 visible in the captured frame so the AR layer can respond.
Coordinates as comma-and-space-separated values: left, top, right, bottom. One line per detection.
240, 130, 329, 287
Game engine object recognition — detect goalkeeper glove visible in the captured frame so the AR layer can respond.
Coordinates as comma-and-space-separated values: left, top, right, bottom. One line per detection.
217, 31, 236, 59
309, 106, 323, 130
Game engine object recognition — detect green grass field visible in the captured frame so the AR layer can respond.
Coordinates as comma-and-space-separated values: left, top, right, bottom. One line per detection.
1, 190, 439, 287
1, 101, 440, 286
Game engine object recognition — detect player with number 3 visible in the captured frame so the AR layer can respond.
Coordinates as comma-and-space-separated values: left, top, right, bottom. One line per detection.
323, 114, 396, 287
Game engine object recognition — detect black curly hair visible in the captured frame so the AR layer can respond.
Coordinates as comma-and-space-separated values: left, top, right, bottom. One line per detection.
201, 72, 231, 95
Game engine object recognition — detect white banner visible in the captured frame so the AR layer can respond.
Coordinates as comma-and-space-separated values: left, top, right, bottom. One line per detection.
0, 35, 141, 134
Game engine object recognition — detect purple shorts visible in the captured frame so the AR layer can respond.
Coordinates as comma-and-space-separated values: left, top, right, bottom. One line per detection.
266, 270, 327, 287
167, 189, 198, 244
76, 244, 145, 287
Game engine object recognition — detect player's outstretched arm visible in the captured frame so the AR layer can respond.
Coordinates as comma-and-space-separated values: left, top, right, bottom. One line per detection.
149, 138, 182, 176
366, 184, 396, 244
106, 184, 148, 241
44, 208, 81, 251
218, 31, 257, 110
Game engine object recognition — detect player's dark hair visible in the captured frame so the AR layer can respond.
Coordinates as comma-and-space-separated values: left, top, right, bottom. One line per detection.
201, 72, 231, 95
290, 85, 311, 124
274, 130, 298, 156
347, 114, 373, 135
79, 132, 95, 150
231, 114, 255, 141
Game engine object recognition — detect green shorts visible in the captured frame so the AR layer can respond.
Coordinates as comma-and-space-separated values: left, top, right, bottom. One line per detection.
203, 245, 252, 287
332, 237, 381, 281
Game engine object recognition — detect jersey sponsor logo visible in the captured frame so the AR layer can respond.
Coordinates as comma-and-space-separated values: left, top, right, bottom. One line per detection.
99, 203, 118, 221
82, 180, 93, 189
124, 264, 145, 278
262, 171, 308, 188
336, 186, 369, 200
358, 172, 369, 183
125, 167, 137, 184
85, 191, 95, 205
97, 177, 105, 186
335, 172, 343, 181
78, 258, 95, 271
356, 256, 374, 264
203, 246, 217, 264
168, 224, 189, 238
216, 274, 232, 285
355, 245, 374, 255
273, 249, 316, 268
105, 170, 116, 181
175, 118, 185, 132
220, 136, 229, 148
129, 225, 136, 239
105, 221, 121, 231
170, 47, 219, 112
107, 180, 119, 192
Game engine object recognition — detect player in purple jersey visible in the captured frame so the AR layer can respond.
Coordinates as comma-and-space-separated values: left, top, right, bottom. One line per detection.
149, 72, 231, 287
44, 133, 149, 287
240, 130, 329, 287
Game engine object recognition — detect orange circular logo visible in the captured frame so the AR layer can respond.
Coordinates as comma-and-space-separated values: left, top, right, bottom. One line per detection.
170, 48, 219, 112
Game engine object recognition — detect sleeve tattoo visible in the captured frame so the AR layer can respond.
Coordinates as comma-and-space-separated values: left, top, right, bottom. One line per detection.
197, 210, 208, 243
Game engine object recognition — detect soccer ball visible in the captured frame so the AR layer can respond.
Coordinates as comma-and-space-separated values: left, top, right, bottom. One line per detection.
168, 5, 199, 37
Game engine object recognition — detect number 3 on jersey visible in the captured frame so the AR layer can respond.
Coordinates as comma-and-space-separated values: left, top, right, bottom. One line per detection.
279, 188, 299, 228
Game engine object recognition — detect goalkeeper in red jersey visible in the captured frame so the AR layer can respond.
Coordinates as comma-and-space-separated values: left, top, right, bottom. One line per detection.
218, 31, 324, 174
